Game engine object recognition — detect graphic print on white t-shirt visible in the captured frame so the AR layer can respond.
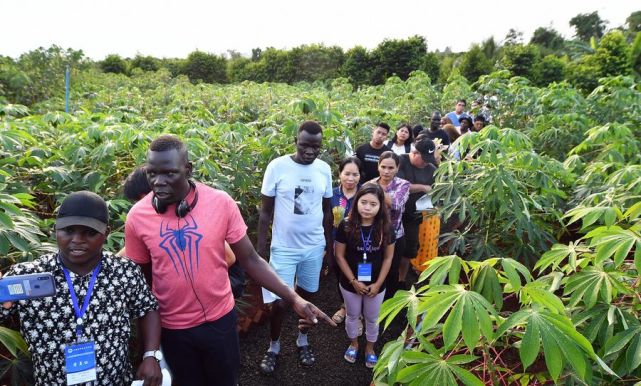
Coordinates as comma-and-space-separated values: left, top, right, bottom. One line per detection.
294, 184, 315, 215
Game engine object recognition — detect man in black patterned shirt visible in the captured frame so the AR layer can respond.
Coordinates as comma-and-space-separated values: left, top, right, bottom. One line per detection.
0, 191, 162, 386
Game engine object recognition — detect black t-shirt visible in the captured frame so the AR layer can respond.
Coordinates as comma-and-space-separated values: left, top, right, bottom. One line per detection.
355, 143, 390, 182
335, 220, 395, 293
396, 154, 437, 219
422, 128, 451, 146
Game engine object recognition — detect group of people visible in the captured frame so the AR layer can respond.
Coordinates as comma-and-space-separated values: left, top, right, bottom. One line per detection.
0, 101, 487, 385
257, 119, 447, 375
1, 132, 334, 386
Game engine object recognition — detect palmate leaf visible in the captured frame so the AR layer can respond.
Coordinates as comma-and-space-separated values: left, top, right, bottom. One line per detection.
469, 262, 503, 309
396, 351, 483, 386
417, 255, 468, 286
379, 286, 427, 330
499, 258, 532, 292
564, 206, 623, 230
535, 242, 591, 272
374, 340, 405, 384
520, 282, 565, 314
495, 308, 613, 382
564, 267, 631, 309
418, 285, 497, 350
586, 226, 641, 268
572, 304, 631, 345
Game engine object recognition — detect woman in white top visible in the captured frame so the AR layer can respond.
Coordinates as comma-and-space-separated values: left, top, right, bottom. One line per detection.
386, 124, 413, 155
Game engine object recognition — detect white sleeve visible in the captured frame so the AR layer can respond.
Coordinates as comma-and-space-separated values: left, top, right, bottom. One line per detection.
261, 159, 278, 197
323, 163, 333, 198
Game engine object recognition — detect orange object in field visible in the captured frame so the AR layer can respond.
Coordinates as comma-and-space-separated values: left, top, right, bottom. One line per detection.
411, 210, 440, 272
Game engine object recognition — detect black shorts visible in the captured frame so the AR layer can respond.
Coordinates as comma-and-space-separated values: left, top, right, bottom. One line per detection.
402, 215, 422, 259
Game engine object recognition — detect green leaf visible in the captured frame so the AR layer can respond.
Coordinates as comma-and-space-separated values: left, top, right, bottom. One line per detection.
520, 316, 540, 369
418, 255, 465, 286
540, 321, 564, 380
565, 267, 630, 309
626, 334, 641, 373
442, 297, 464, 349
623, 201, 641, 221
604, 326, 641, 356
379, 289, 418, 330
6, 232, 31, 252
501, 258, 530, 292
461, 296, 480, 350
521, 283, 565, 314
449, 365, 484, 386
590, 227, 640, 267
536, 242, 588, 272
0, 211, 14, 229
470, 263, 503, 309
0, 326, 29, 357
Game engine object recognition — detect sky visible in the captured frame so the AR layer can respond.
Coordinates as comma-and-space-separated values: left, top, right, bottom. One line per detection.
2, 0, 638, 60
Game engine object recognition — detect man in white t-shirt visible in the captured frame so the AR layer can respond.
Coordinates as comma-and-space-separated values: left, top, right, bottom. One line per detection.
257, 121, 334, 374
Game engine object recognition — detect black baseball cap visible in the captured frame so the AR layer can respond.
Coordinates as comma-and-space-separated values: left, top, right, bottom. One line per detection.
413, 137, 436, 163
56, 191, 109, 234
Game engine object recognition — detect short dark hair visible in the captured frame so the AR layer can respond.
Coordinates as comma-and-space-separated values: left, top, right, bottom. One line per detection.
149, 135, 189, 162
338, 156, 362, 175
298, 121, 323, 135
457, 99, 467, 106
123, 167, 151, 202
376, 122, 391, 133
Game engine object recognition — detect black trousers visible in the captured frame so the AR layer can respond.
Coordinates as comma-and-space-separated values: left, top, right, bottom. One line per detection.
161, 309, 240, 386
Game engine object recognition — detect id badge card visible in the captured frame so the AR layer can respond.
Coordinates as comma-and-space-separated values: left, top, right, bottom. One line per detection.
65, 341, 97, 385
357, 263, 372, 282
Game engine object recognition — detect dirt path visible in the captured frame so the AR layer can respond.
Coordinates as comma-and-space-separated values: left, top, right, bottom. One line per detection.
238, 272, 410, 386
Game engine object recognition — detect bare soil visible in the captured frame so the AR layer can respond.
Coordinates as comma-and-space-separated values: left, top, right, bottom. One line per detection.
237, 271, 411, 386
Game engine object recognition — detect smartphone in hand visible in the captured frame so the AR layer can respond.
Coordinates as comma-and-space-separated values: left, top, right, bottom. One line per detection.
0, 273, 56, 302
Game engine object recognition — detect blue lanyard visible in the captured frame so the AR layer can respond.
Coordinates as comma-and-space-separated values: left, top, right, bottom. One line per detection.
61, 257, 102, 338
360, 225, 373, 262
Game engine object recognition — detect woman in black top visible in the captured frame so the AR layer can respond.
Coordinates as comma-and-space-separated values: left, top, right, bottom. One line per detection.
334, 183, 395, 368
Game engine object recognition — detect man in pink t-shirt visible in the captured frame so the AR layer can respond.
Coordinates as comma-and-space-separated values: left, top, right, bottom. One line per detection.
125, 135, 335, 386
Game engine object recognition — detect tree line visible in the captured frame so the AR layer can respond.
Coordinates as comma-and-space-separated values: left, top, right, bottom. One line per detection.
1, 10, 640, 106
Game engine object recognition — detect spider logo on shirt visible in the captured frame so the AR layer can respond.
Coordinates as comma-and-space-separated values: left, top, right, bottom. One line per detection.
158, 215, 203, 278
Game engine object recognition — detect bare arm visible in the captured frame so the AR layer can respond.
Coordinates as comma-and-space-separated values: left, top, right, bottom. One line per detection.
322, 197, 334, 261
136, 312, 162, 385
257, 194, 275, 258
139, 263, 153, 288
335, 242, 368, 295
367, 242, 395, 297
408, 183, 431, 194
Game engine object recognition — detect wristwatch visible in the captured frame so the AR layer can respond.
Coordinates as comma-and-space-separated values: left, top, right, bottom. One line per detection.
143, 350, 163, 362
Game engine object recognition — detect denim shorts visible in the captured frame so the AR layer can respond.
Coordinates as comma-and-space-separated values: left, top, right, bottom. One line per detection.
261, 244, 325, 303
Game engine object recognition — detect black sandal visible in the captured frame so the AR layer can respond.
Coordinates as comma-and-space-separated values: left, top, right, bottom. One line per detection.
260, 351, 278, 374
298, 345, 315, 366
